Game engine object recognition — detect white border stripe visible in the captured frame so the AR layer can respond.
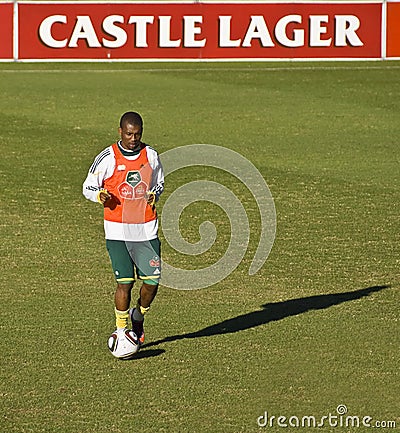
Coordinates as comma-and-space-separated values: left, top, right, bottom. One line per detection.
12, 0, 18, 61
382, 0, 387, 59
2, 57, 389, 63
9, 0, 386, 3
1, 65, 400, 73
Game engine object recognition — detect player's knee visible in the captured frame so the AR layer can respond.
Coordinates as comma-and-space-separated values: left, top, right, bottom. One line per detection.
142, 282, 158, 294
117, 282, 133, 293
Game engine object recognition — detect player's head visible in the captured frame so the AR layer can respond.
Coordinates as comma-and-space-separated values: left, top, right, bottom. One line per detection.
119, 111, 143, 151
120, 111, 143, 129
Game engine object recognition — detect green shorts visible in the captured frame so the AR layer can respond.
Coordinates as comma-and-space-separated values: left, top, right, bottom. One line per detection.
106, 238, 161, 285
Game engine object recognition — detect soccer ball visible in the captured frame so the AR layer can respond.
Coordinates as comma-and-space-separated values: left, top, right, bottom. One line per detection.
107, 329, 139, 359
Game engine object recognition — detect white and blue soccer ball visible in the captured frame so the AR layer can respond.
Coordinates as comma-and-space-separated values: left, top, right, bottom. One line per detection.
108, 329, 139, 359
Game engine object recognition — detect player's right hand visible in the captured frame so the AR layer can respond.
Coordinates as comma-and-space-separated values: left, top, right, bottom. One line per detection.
97, 189, 111, 205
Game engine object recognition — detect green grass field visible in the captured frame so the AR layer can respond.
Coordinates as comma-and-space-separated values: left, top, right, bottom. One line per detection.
0, 61, 399, 433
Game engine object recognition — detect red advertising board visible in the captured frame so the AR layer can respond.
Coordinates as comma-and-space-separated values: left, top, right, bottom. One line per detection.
15, 1, 382, 60
0, 2, 13, 59
3, 1, 400, 61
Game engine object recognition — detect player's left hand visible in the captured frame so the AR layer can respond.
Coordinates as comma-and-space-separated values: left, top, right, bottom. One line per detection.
146, 191, 156, 207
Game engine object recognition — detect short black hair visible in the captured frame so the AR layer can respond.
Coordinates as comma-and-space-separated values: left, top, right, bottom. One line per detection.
120, 111, 143, 129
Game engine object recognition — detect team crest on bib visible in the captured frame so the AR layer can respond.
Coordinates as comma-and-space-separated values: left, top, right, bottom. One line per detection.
118, 170, 148, 200
126, 171, 141, 187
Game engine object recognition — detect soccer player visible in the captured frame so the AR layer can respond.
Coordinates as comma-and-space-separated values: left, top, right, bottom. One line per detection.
83, 111, 164, 351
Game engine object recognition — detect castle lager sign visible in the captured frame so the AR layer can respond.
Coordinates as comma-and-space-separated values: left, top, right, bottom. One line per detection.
1, 1, 400, 61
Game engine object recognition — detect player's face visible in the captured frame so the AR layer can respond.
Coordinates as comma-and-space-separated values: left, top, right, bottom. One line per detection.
119, 123, 142, 150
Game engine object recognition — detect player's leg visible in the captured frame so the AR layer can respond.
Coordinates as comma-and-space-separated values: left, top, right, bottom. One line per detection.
114, 282, 133, 328
106, 239, 135, 330
127, 238, 161, 343
139, 282, 158, 310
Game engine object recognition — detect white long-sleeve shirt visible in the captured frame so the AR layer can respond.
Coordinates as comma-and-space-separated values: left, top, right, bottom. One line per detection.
83, 141, 164, 241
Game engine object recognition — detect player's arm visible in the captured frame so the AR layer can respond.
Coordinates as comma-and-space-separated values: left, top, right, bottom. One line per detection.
82, 148, 115, 204
147, 149, 164, 205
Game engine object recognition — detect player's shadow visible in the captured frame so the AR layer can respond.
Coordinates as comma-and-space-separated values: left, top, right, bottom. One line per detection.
123, 348, 165, 360
143, 284, 391, 349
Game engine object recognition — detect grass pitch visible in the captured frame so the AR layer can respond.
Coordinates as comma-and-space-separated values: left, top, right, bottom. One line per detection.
0, 61, 399, 433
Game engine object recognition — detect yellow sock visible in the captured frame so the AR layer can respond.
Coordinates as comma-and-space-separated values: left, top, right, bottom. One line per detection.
137, 301, 150, 316
115, 308, 129, 329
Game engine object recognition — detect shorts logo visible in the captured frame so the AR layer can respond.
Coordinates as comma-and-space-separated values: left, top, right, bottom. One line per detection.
149, 256, 160, 267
